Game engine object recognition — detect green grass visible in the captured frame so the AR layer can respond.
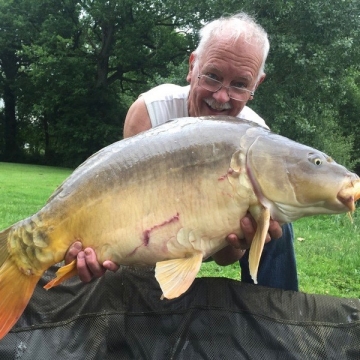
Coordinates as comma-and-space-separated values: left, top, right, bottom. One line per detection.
0, 162, 72, 228
199, 213, 360, 298
293, 214, 360, 298
0, 162, 359, 298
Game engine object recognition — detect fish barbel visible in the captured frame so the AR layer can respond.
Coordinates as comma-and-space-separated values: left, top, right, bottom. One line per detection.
0, 116, 359, 339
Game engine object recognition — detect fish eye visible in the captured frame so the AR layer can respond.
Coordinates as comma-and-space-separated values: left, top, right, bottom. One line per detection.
308, 153, 323, 166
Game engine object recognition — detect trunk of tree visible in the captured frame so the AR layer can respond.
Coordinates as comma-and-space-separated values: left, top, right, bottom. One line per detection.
42, 114, 51, 164
96, 23, 114, 88
1, 50, 19, 161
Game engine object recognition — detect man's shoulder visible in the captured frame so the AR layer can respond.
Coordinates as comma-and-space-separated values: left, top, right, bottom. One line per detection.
238, 106, 269, 129
141, 84, 190, 102
140, 84, 190, 127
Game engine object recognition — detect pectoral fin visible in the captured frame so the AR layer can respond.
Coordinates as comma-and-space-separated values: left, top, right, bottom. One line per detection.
155, 252, 203, 300
43, 260, 78, 290
248, 206, 270, 284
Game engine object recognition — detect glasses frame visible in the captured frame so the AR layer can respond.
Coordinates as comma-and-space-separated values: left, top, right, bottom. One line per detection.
197, 74, 254, 101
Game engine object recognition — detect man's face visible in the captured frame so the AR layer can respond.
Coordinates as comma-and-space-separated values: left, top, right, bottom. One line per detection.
186, 36, 265, 118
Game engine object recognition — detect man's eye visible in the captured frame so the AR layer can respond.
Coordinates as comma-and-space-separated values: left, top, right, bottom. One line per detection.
206, 73, 219, 81
232, 82, 247, 89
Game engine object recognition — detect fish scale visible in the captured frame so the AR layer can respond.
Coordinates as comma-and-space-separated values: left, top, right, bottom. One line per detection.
0, 115, 359, 340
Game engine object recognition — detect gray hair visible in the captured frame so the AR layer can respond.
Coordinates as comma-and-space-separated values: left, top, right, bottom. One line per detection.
193, 13, 270, 81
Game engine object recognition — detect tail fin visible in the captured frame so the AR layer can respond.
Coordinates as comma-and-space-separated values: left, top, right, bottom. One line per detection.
0, 229, 40, 340
0, 228, 9, 265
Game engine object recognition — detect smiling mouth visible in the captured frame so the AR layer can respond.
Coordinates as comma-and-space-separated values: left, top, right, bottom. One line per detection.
207, 106, 228, 113
204, 98, 232, 112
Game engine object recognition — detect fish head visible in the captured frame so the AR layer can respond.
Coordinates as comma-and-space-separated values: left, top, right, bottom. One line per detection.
245, 132, 360, 222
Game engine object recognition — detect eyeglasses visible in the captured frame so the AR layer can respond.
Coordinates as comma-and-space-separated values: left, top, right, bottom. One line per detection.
197, 75, 254, 101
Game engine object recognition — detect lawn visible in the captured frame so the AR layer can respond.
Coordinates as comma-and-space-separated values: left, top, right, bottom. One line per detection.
0, 162, 359, 298
0, 162, 72, 228
199, 214, 360, 298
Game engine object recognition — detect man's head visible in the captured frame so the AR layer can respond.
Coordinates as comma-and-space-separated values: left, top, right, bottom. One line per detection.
187, 13, 269, 118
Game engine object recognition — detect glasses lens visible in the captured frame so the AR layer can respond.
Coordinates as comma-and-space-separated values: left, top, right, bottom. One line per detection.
199, 76, 221, 92
229, 87, 250, 101
198, 75, 252, 101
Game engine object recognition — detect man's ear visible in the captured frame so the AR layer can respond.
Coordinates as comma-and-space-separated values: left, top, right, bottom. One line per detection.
255, 74, 266, 89
186, 52, 196, 83
249, 74, 266, 100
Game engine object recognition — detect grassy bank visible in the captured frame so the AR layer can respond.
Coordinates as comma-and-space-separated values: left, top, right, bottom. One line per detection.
199, 214, 360, 298
0, 162, 359, 298
0, 162, 72, 228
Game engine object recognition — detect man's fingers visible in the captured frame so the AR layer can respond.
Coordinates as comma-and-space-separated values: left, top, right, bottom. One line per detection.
226, 234, 248, 249
103, 260, 120, 272
64, 241, 83, 264
76, 251, 93, 283
212, 244, 246, 265
225, 214, 283, 256
240, 216, 264, 245
83, 248, 106, 278
268, 219, 283, 240
242, 213, 283, 242
76, 248, 106, 282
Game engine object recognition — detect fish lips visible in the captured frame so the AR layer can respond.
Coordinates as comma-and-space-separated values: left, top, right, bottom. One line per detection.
337, 178, 360, 212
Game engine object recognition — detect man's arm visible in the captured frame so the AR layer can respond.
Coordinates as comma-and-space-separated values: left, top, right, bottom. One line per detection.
123, 97, 152, 138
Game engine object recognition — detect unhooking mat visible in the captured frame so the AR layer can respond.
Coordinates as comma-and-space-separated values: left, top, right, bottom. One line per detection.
0, 265, 359, 359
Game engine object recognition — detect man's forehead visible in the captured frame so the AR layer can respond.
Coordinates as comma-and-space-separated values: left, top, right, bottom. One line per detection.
201, 34, 263, 58
198, 42, 262, 77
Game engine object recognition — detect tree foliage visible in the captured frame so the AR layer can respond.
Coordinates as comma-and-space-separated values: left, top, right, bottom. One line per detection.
1, 0, 201, 166
0, 0, 360, 169
244, 0, 360, 169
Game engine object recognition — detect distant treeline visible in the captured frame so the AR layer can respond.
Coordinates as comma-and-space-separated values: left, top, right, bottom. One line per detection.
1, 0, 360, 172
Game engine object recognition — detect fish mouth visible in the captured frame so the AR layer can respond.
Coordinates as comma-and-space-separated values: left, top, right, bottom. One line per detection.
337, 178, 360, 212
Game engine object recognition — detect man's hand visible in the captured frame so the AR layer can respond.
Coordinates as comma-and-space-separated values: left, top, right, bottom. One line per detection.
212, 213, 283, 266
65, 241, 120, 283
237, 214, 283, 247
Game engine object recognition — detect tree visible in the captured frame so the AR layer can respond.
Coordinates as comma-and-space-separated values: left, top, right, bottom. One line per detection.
146, 0, 360, 169
242, 0, 360, 169
15, 0, 203, 166
1, 0, 360, 168
0, 0, 29, 161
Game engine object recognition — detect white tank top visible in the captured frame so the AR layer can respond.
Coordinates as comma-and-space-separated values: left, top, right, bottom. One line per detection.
140, 84, 269, 129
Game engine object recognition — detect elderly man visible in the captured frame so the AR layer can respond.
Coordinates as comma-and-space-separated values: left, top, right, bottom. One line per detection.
67, 12, 298, 291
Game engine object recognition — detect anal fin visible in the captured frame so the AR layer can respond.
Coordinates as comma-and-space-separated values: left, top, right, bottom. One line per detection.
43, 260, 78, 290
155, 252, 203, 299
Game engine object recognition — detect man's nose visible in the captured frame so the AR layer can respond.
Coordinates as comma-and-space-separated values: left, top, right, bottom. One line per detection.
212, 86, 230, 103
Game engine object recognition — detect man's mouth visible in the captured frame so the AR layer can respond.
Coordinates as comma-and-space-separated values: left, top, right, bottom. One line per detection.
204, 98, 232, 112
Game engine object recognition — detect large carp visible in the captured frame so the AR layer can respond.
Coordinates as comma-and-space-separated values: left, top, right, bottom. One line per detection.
0, 116, 359, 339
